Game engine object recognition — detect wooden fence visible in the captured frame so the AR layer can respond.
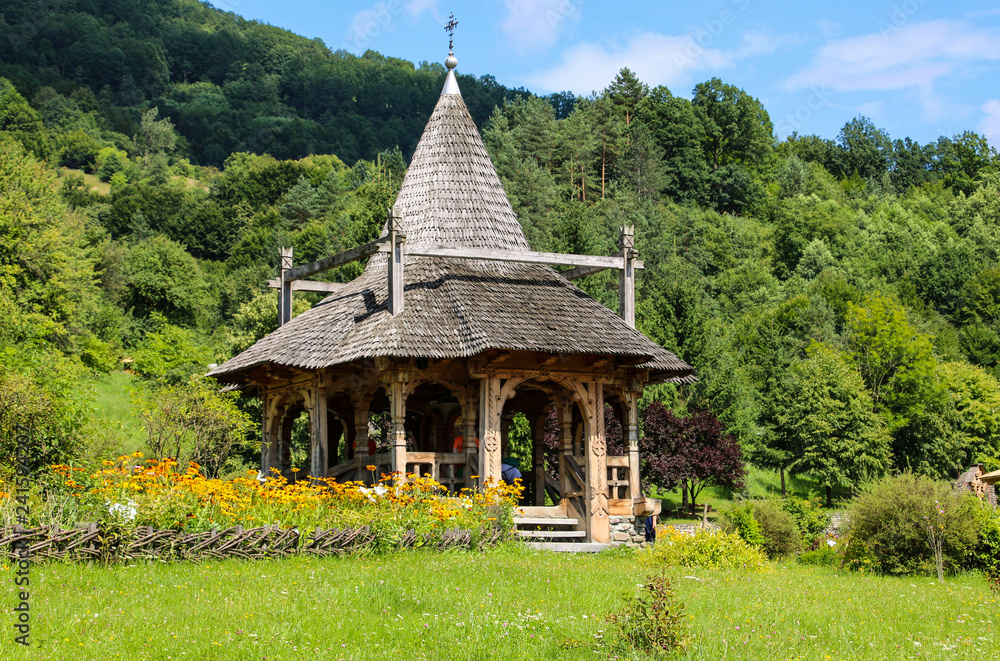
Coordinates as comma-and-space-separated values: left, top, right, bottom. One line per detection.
0, 523, 510, 564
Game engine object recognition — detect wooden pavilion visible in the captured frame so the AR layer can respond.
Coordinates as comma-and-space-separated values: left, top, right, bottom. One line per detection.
209, 50, 695, 546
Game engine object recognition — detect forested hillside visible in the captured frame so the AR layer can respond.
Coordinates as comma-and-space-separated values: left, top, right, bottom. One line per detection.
1, 0, 999, 498
0, 0, 525, 165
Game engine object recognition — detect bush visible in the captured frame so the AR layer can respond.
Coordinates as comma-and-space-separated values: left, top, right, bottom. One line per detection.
724, 501, 765, 547
797, 545, 840, 566
967, 502, 1000, 577
752, 500, 802, 558
642, 526, 768, 572
606, 573, 690, 658
778, 495, 830, 542
842, 473, 980, 576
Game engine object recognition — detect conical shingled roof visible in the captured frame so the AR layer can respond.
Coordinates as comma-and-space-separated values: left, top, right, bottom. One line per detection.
210, 67, 695, 383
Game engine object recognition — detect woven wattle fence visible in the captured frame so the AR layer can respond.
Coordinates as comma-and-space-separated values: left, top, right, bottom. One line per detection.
0, 523, 509, 563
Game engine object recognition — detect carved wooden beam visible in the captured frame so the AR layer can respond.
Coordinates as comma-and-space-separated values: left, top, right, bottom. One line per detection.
405, 243, 644, 272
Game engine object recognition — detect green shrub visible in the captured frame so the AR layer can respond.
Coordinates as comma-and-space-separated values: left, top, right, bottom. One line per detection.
843, 473, 980, 576
967, 502, 1000, 577
725, 501, 765, 547
753, 500, 803, 558
606, 573, 690, 658
779, 495, 830, 541
642, 526, 768, 572
797, 545, 840, 566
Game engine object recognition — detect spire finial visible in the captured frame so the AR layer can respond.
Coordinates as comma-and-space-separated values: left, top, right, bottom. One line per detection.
445, 13, 459, 55
441, 13, 460, 94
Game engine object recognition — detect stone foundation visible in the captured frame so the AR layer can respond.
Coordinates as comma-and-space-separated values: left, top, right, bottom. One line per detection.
608, 515, 650, 548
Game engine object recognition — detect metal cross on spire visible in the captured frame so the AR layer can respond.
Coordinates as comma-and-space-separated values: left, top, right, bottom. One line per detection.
444, 13, 458, 54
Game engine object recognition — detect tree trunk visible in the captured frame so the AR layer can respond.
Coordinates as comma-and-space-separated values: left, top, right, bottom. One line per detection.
825, 485, 833, 508
681, 481, 688, 514
780, 466, 786, 498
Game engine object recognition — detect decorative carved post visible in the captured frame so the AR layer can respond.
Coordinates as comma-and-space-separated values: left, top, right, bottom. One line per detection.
280, 410, 294, 479
260, 398, 282, 477
390, 373, 408, 480
279, 247, 293, 327
462, 387, 479, 489
388, 207, 405, 316
533, 411, 546, 506
557, 396, 574, 497
585, 380, 610, 544
625, 391, 641, 501
618, 226, 636, 328
478, 370, 502, 483
352, 396, 372, 481
309, 387, 328, 483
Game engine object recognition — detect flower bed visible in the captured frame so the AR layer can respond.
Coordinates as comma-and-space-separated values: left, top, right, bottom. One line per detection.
1, 453, 521, 560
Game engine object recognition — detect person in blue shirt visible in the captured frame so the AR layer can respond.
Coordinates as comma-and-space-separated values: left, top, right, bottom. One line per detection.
500, 457, 522, 484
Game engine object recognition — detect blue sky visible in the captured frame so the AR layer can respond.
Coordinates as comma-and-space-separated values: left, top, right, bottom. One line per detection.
206, 0, 1000, 146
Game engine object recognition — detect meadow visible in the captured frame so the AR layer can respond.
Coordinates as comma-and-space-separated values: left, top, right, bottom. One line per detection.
4, 544, 995, 660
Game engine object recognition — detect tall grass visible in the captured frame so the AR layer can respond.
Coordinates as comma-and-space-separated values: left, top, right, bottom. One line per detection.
4, 546, 995, 660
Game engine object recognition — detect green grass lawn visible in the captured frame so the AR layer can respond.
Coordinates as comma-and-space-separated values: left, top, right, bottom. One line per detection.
5, 545, 995, 660
76, 371, 148, 459
652, 465, 856, 526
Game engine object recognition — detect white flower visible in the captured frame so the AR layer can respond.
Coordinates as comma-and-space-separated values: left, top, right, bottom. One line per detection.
826, 539, 836, 547
372, 485, 388, 496
106, 500, 137, 521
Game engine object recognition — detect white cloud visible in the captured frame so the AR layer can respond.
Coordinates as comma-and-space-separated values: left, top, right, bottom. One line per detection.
525, 30, 789, 95
784, 20, 1000, 119
979, 99, 1000, 146
817, 20, 840, 38
405, 0, 439, 21
501, 0, 583, 54
344, 2, 404, 51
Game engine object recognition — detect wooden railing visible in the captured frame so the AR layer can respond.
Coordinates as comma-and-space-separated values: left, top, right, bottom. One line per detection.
406, 452, 468, 492
607, 456, 631, 499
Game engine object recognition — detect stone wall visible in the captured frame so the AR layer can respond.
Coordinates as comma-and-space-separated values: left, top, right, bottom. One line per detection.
609, 515, 648, 548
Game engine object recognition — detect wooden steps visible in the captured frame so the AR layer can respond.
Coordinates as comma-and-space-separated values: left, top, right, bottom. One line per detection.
522, 542, 611, 553
516, 529, 586, 539
512, 517, 579, 527
513, 516, 591, 549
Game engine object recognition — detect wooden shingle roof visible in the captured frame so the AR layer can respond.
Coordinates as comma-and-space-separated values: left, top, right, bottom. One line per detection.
211, 70, 695, 384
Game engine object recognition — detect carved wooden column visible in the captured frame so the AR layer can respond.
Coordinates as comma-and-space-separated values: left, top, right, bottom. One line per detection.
308, 387, 328, 482
557, 396, 574, 498
462, 386, 479, 489
388, 208, 405, 316
390, 373, 408, 480
585, 380, 610, 544
279, 247, 293, 327
477, 371, 502, 483
624, 391, 641, 501
279, 410, 294, 478
533, 411, 546, 506
618, 226, 636, 328
260, 396, 282, 477
352, 395, 371, 480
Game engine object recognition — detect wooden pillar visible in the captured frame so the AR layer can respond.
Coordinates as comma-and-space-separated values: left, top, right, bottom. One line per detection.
280, 411, 294, 478
388, 208, 405, 316
585, 381, 610, 544
625, 392, 641, 501
478, 375, 503, 483
390, 376, 407, 479
279, 247, 293, 327
352, 396, 371, 481
308, 388, 328, 482
618, 226, 635, 328
558, 397, 573, 497
260, 398, 281, 477
463, 388, 479, 490
533, 411, 546, 506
